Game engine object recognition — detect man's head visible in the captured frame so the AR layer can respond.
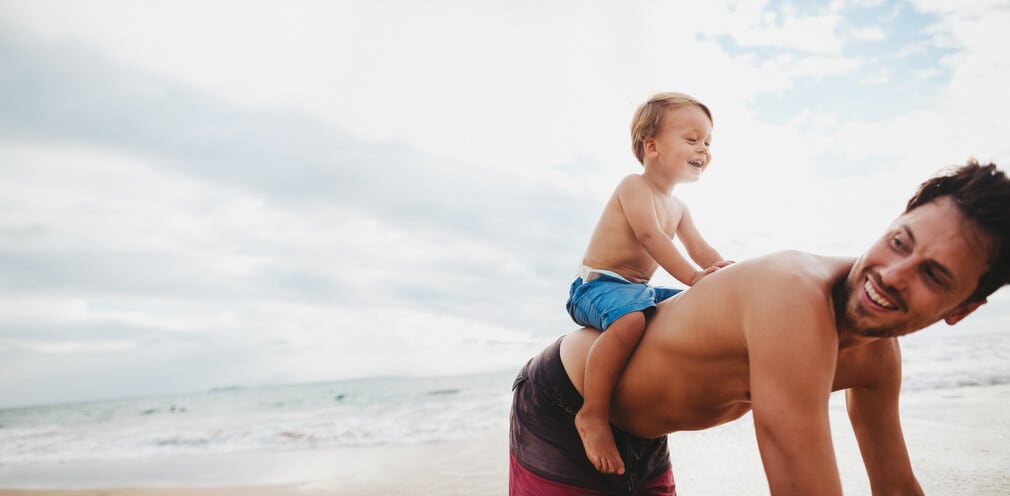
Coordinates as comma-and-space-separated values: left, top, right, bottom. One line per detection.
838, 160, 1010, 338
631, 92, 712, 165
903, 160, 1010, 303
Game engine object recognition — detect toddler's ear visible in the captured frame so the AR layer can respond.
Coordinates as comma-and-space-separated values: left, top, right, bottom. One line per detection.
643, 138, 658, 157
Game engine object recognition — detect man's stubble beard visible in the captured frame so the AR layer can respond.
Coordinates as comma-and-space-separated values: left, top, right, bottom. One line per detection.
832, 270, 903, 339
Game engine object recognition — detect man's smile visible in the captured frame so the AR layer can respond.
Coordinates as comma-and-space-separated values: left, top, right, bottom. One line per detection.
864, 277, 899, 311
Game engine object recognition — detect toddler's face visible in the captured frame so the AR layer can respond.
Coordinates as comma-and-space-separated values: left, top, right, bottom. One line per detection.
648, 105, 713, 182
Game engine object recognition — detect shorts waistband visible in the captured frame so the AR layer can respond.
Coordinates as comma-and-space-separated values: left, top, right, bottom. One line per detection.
576, 265, 630, 283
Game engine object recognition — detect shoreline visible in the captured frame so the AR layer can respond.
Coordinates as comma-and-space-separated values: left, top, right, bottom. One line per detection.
2, 384, 1008, 495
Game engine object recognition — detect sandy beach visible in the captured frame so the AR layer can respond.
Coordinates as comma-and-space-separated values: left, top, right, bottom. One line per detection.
0, 490, 304, 496
0, 431, 510, 496
2, 383, 1009, 496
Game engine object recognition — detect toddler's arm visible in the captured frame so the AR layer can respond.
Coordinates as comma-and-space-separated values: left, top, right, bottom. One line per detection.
675, 204, 724, 268
618, 176, 705, 286
676, 204, 734, 283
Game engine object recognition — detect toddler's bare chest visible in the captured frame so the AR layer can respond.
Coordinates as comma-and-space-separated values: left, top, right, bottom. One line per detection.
653, 197, 684, 235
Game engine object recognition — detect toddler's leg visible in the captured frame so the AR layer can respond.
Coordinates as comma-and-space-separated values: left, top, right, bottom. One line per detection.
575, 311, 647, 475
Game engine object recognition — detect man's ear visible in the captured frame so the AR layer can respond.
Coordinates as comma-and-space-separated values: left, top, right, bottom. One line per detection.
945, 299, 987, 325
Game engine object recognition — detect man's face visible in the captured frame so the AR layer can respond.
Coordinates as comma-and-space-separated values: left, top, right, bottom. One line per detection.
838, 196, 991, 338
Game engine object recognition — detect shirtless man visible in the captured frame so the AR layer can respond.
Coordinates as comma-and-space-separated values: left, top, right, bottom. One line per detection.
509, 160, 1010, 495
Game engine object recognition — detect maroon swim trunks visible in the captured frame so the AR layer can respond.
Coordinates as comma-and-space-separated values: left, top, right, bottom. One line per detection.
510, 455, 675, 496
509, 336, 676, 496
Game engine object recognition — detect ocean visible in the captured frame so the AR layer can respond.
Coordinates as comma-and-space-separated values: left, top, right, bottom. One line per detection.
0, 370, 517, 467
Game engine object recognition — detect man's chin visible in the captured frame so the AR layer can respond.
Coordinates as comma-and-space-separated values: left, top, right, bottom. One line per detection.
838, 304, 901, 339
853, 327, 897, 339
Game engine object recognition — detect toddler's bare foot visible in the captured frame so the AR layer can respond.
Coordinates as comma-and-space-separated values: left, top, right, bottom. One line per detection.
575, 409, 625, 475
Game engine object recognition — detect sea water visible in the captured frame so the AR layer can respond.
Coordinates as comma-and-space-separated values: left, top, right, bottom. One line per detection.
0, 370, 516, 466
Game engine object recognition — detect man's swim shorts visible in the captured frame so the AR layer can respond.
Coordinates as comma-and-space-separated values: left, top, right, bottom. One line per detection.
509, 336, 676, 495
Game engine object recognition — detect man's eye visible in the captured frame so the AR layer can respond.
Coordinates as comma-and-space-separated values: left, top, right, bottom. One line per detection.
923, 268, 945, 286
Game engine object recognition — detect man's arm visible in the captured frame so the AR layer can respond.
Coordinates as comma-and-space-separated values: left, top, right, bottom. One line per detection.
617, 176, 700, 285
843, 339, 924, 495
746, 270, 843, 495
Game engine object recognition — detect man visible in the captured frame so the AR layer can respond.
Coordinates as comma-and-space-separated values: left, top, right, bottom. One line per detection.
509, 160, 1010, 495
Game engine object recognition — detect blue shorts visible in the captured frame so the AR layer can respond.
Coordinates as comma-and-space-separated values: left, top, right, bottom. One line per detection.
566, 274, 683, 331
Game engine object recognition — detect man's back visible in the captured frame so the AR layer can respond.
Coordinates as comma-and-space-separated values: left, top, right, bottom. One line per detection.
562, 251, 854, 437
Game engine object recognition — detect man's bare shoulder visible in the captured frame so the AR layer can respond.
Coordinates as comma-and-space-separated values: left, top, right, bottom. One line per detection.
669, 251, 853, 328
707, 250, 854, 316
729, 250, 852, 283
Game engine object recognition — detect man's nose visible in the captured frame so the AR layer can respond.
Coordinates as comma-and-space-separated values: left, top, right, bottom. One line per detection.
879, 258, 913, 291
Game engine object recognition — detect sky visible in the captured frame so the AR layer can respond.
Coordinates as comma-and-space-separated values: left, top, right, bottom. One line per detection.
1, 0, 1009, 409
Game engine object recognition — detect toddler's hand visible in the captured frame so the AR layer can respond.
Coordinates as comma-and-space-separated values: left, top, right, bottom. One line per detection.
690, 260, 735, 285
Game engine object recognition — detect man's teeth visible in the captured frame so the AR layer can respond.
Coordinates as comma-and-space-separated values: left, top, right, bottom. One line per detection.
864, 280, 897, 310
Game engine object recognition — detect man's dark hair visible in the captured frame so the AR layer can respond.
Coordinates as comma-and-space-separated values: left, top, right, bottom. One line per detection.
905, 159, 1010, 302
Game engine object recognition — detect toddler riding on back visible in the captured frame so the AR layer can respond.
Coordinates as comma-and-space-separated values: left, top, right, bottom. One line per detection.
567, 92, 732, 475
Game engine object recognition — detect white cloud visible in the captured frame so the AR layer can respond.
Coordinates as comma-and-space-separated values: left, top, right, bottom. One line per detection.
764, 53, 864, 79
722, 3, 846, 54
850, 25, 887, 41
5, 339, 137, 354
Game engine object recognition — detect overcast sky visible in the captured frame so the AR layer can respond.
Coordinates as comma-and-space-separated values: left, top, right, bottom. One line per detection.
1, 0, 1008, 409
